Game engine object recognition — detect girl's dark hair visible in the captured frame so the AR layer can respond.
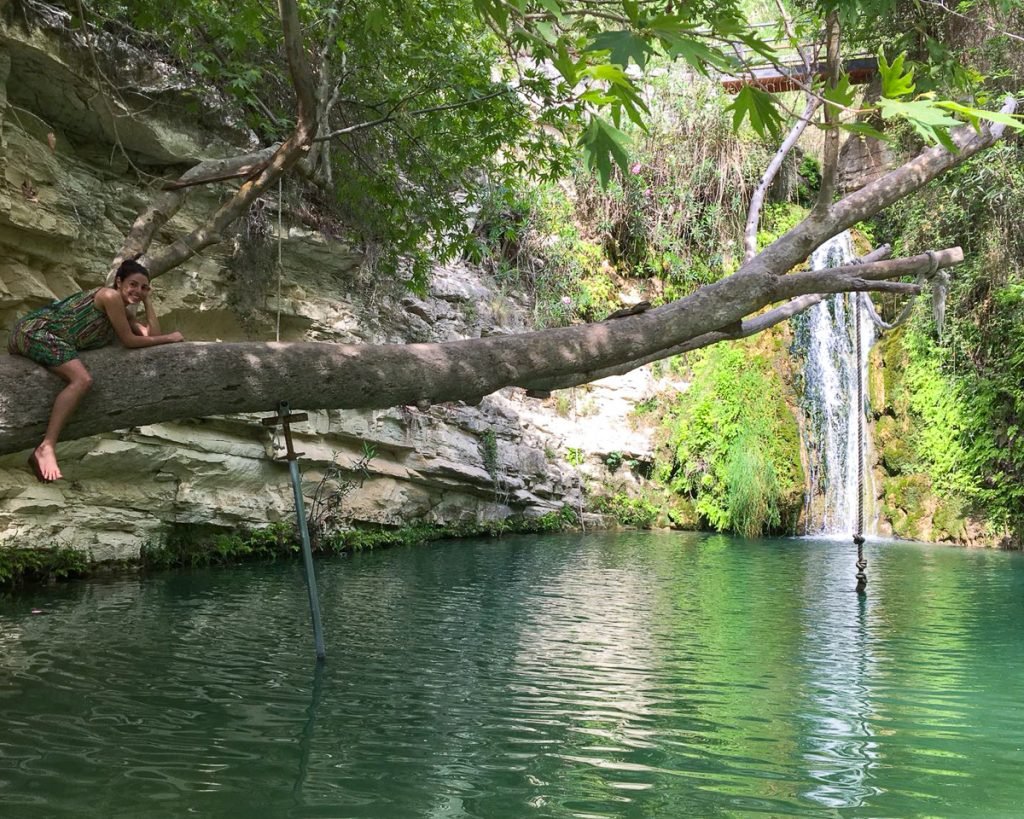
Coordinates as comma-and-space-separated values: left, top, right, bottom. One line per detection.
114, 257, 150, 283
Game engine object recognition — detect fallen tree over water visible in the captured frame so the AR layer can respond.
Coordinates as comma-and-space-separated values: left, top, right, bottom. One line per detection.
0, 0, 1018, 457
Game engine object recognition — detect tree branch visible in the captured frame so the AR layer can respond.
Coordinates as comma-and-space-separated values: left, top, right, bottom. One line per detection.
160, 146, 282, 191
917, 0, 1024, 44
812, 11, 841, 217
772, 248, 959, 299
0, 242, 960, 456
743, 95, 820, 262
742, 0, 821, 263
110, 190, 186, 279
522, 245, 896, 391
143, 0, 319, 277
312, 88, 511, 143
752, 95, 1017, 282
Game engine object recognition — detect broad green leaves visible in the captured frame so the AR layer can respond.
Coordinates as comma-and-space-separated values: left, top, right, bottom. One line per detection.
474, 2, 1022, 188
823, 74, 855, 111
726, 86, 784, 140
75, 0, 1023, 268
878, 51, 916, 99
873, 50, 1022, 150
585, 30, 652, 70
934, 101, 1024, 132
878, 98, 963, 151
580, 116, 629, 187
580, 63, 650, 129
474, 0, 779, 183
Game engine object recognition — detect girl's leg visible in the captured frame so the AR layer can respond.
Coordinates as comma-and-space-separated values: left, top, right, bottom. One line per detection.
32, 359, 93, 482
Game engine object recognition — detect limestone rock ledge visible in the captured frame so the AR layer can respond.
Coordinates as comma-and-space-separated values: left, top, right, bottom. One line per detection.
0, 21, 662, 558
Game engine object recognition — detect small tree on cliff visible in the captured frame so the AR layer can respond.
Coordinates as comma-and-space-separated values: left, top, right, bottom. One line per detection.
0, 0, 1020, 455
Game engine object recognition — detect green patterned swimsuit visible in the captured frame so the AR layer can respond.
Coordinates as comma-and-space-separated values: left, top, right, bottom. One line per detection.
7, 288, 115, 367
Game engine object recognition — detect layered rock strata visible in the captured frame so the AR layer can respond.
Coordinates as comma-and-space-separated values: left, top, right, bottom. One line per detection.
0, 20, 657, 558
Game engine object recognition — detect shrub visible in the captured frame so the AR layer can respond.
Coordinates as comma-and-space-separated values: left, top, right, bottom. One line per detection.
868, 142, 1024, 540
592, 494, 659, 529
0, 543, 89, 587
656, 339, 804, 537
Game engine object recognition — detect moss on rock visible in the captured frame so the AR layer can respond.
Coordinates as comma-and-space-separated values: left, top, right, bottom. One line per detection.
882, 473, 932, 540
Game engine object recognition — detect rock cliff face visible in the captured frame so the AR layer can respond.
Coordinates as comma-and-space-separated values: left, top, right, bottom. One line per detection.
0, 20, 659, 558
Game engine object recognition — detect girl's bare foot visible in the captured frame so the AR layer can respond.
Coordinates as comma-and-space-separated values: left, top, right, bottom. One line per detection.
30, 444, 62, 482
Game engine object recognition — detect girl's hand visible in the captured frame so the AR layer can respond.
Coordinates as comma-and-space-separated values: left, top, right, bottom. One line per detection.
167, 331, 185, 343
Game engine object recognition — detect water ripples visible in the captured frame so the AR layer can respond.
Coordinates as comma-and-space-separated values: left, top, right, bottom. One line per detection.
1, 534, 1024, 816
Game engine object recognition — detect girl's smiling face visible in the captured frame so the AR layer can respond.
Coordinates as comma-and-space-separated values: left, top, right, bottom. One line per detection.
117, 272, 151, 306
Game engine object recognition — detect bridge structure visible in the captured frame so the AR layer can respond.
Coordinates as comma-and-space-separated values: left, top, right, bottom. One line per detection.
721, 55, 878, 93
716, 22, 878, 94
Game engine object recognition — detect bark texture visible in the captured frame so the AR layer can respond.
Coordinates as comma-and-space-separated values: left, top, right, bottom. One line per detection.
0, 247, 960, 455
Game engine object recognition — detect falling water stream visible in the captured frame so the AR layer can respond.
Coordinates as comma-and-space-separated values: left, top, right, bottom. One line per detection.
793, 232, 876, 536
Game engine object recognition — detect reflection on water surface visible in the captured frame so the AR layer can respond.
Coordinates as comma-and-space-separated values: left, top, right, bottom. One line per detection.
1, 532, 1023, 817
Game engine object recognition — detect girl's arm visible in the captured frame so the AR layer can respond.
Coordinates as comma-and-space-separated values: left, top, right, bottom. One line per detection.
135, 288, 162, 337
95, 289, 184, 349
127, 312, 148, 337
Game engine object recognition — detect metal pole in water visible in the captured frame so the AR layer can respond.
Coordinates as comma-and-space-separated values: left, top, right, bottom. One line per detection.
854, 296, 868, 595
289, 457, 327, 660
263, 402, 327, 660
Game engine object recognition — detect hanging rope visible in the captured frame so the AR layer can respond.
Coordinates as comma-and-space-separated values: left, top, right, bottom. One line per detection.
860, 250, 942, 333
276, 177, 283, 342
851, 250, 947, 594
854, 294, 867, 594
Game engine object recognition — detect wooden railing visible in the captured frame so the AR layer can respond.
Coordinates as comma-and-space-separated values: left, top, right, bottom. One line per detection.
720, 56, 878, 93
713, 22, 877, 93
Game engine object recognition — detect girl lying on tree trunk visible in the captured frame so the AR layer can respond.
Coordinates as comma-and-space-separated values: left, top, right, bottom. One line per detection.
7, 259, 185, 482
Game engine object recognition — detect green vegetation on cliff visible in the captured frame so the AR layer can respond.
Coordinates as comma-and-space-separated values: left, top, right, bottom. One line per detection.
871, 142, 1024, 544
470, 78, 775, 327
656, 341, 805, 538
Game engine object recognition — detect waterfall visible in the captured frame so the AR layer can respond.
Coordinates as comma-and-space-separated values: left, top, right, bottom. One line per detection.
792, 232, 876, 536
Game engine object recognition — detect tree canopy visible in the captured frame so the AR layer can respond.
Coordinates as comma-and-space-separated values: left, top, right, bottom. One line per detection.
68, 0, 1021, 277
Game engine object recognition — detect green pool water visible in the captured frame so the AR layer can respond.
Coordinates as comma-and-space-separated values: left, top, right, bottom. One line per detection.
1, 532, 1023, 817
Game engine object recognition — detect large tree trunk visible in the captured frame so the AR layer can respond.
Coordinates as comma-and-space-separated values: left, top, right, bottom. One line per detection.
0, 247, 959, 456
0, 86, 1013, 455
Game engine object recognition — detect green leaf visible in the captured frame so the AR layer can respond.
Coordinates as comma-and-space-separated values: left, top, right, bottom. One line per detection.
609, 82, 649, 129
534, 20, 556, 45
580, 89, 616, 106
551, 40, 578, 85
611, 103, 622, 129
878, 98, 961, 151
365, 7, 387, 35
583, 63, 632, 87
724, 86, 783, 140
935, 101, 1024, 131
473, 0, 507, 30
585, 29, 652, 69
730, 30, 778, 64
657, 33, 734, 75
823, 74, 855, 111
839, 122, 892, 142
536, 0, 566, 22
579, 61, 649, 128
580, 116, 631, 188
878, 51, 916, 99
